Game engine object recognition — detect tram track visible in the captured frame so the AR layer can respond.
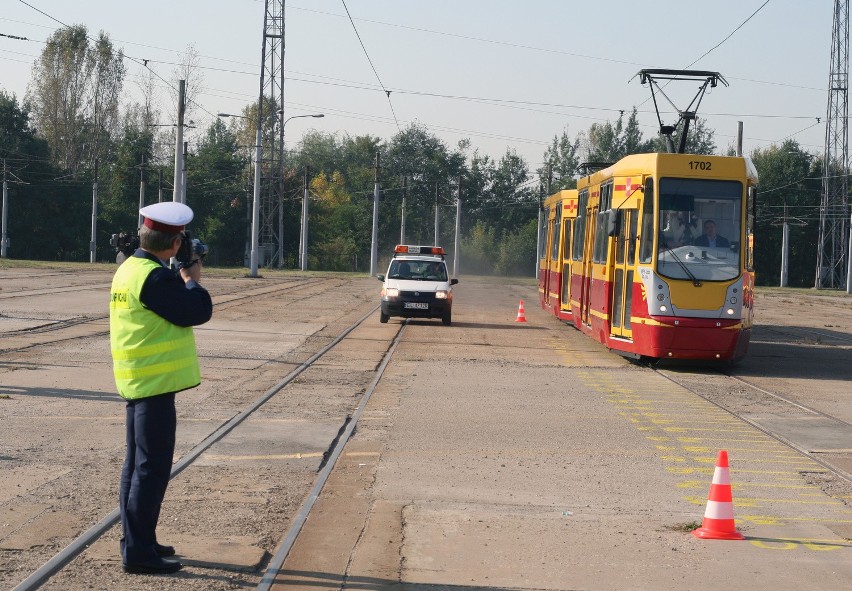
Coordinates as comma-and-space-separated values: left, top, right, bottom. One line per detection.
757, 324, 852, 346
11, 297, 395, 591
0, 277, 339, 354
649, 365, 852, 487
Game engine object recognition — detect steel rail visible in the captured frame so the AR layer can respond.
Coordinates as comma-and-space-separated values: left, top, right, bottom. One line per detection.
652, 367, 852, 486
12, 303, 382, 591
256, 322, 407, 591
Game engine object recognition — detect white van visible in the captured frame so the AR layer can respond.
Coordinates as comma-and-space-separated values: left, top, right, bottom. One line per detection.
377, 245, 458, 325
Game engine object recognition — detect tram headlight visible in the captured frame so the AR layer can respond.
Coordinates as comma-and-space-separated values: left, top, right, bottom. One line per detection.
730, 296, 737, 304
656, 294, 665, 302
726, 308, 735, 315
659, 305, 667, 312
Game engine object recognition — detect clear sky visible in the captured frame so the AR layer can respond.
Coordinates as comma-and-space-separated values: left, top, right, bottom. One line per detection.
0, 0, 836, 169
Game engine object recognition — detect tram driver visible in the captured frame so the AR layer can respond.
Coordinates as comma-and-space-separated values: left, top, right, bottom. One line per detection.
693, 219, 730, 249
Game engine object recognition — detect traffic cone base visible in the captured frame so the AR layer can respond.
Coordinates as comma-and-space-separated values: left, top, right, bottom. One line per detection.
692, 450, 744, 541
693, 526, 745, 540
515, 300, 527, 322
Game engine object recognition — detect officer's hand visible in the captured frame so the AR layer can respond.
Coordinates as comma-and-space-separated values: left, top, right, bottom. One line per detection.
180, 259, 202, 284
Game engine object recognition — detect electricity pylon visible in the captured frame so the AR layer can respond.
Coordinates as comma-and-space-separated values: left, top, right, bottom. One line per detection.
816, 0, 850, 289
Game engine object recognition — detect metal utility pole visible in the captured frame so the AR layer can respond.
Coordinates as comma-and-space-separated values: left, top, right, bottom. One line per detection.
816, 0, 850, 289
158, 169, 163, 203
299, 167, 309, 271
370, 151, 380, 276
138, 155, 146, 228
250, 128, 262, 277
434, 182, 440, 245
90, 159, 98, 263
256, 0, 286, 268
781, 204, 790, 287
736, 121, 744, 157
537, 164, 553, 279
1, 159, 8, 258
453, 177, 461, 277
400, 176, 407, 244
181, 141, 188, 204
172, 80, 185, 204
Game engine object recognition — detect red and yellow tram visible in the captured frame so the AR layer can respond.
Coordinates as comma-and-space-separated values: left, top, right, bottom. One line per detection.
538, 152, 758, 361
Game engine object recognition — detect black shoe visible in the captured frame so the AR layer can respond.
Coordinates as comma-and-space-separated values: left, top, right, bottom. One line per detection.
123, 557, 182, 574
154, 543, 176, 557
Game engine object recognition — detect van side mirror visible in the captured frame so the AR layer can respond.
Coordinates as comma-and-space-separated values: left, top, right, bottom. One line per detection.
377, 274, 384, 281
450, 278, 459, 285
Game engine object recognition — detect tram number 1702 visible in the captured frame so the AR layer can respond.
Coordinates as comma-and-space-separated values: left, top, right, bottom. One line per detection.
688, 160, 712, 171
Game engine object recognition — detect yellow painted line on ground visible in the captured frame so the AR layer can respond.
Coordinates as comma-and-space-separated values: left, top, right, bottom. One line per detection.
691, 456, 819, 466
742, 515, 852, 524
667, 466, 821, 476
684, 494, 847, 507
677, 480, 814, 490
681, 445, 800, 455
203, 452, 324, 461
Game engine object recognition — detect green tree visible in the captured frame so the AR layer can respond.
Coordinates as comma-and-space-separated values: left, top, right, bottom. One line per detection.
580, 108, 655, 162
539, 127, 580, 192
186, 119, 249, 266
750, 141, 821, 286
651, 117, 717, 155
27, 25, 125, 172
0, 91, 90, 260
496, 218, 538, 276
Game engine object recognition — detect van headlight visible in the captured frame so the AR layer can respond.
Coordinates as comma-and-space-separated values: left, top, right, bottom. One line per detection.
435, 290, 448, 299
385, 287, 399, 297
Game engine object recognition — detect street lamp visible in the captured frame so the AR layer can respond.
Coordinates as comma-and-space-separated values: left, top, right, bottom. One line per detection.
277, 113, 324, 271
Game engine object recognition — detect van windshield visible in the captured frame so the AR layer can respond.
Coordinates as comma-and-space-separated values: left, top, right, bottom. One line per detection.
388, 260, 448, 281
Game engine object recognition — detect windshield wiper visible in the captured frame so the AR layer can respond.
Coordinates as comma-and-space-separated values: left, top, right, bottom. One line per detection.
662, 246, 702, 287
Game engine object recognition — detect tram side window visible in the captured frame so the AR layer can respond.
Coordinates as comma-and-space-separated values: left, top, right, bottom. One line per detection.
573, 190, 588, 260
539, 207, 549, 259
550, 204, 562, 261
639, 179, 655, 263
593, 184, 613, 263
563, 219, 572, 263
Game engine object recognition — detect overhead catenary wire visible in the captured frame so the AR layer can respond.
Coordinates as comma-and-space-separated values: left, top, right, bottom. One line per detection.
5, 0, 827, 163
340, 0, 401, 132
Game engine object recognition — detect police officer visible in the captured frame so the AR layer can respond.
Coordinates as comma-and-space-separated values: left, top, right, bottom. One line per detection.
109, 202, 213, 574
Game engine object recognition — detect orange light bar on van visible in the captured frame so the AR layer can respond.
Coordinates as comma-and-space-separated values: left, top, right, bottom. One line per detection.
394, 245, 445, 255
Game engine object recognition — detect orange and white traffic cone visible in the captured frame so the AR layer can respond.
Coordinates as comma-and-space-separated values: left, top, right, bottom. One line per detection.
692, 450, 745, 540
515, 300, 527, 323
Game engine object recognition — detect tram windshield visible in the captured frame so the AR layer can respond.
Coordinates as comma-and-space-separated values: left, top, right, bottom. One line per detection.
656, 178, 742, 282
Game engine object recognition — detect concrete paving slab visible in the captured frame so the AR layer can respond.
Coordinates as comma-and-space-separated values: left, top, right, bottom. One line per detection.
0, 466, 71, 503
86, 534, 267, 571
0, 504, 49, 541
743, 414, 852, 452
0, 510, 81, 550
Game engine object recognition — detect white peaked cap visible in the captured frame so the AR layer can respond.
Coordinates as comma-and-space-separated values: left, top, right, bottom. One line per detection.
140, 202, 194, 232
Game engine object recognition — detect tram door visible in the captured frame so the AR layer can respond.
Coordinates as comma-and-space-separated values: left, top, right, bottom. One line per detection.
560, 215, 573, 313
542, 211, 554, 307
581, 207, 597, 326
547, 204, 561, 308
610, 209, 638, 338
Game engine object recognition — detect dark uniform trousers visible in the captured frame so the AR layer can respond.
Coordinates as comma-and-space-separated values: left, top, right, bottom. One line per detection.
119, 392, 177, 564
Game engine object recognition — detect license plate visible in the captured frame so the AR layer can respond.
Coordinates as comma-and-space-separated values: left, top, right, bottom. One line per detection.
404, 302, 429, 310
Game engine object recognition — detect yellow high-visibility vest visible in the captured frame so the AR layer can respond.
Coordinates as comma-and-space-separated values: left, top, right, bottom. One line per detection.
109, 256, 200, 399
